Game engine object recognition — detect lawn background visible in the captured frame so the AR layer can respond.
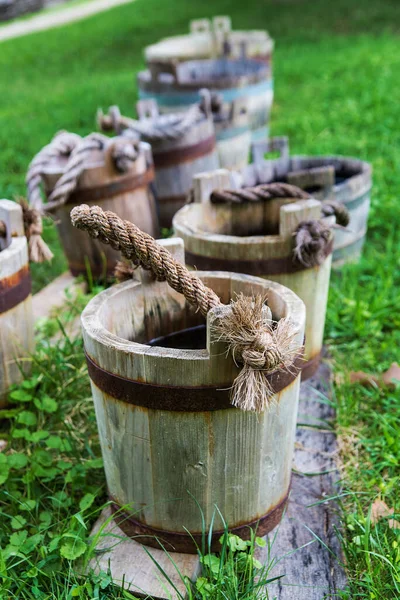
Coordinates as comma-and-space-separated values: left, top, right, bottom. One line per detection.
0, 0, 399, 596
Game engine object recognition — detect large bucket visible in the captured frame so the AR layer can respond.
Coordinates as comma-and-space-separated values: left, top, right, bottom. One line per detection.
137, 57, 273, 141
0, 200, 34, 407
82, 244, 305, 553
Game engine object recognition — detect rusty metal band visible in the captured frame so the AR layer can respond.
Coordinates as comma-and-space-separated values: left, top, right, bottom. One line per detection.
109, 488, 289, 554
152, 135, 216, 168
65, 166, 155, 204
301, 351, 322, 381
85, 349, 303, 412
0, 266, 32, 314
185, 239, 333, 276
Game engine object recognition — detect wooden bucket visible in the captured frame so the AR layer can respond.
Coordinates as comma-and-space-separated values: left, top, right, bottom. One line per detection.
173, 171, 333, 379
249, 137, 372, 265
135, 99, 219, 229
144, 16, 274, 65
41, 140, 159, 277
82, 238, 305, 553
0, 200, 34, 407
137, 57, 273, 141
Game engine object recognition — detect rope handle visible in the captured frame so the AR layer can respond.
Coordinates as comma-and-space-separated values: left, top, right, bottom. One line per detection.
27, 132, 141, 215
70, 204, 301, 412
210, 181, 350, 229
70, 204, 220, 316
98, 102, 206, 142
210, 182, 310, 204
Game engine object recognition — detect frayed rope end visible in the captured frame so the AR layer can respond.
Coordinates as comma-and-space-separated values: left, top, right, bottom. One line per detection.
212, 294, 300, 412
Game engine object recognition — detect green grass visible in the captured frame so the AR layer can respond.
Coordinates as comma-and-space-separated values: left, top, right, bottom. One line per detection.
0, 0, 400, 597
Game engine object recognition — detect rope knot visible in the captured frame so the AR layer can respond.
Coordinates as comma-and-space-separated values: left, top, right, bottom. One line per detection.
321, 200, 350, 227
19, 200, 53, 263
213, 295, 300, 412
241, 348, 266, 369
293, 220, 331, 268
109, 139, 139, 173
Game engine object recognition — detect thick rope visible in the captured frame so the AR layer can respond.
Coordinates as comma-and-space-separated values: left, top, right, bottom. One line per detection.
70, 204, 220, 316
45, 134, 139, 212
321, 200, 350, 227
293, 221, 331, 268
98, 103, 204, 142
210, 183, 310, 204
19, 200, 54, 262
45, 133, 107, 212
70, 204, 301, 412
26, 130, 81, 211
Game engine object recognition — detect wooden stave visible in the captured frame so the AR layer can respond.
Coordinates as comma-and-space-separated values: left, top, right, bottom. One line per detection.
81, 272, 305, 550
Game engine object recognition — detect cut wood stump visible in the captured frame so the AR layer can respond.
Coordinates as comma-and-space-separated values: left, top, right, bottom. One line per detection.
88, 359, 347, 599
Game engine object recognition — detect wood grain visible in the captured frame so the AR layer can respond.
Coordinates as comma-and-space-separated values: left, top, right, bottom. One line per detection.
88, 361, 346, 599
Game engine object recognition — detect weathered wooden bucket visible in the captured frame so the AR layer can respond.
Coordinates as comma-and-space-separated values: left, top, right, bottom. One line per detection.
0, 200, 34, 407
137, 57, 273, 141
144, 16, 274, 65
30, 135, 159, 277
80, 234, 305, 553
120, 99, 219, 229
249, 137, 372, 265
174, 170, 333, 379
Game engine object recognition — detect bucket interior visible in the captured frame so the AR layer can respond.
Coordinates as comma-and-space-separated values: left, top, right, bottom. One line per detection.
180, 201, 292, 237
97, 274, 291, 351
